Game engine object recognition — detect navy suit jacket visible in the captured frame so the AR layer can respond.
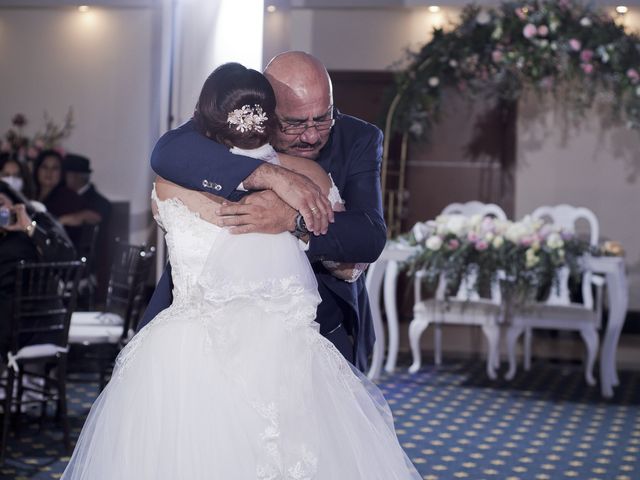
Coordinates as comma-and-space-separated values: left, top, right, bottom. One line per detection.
140, 111, 386, 370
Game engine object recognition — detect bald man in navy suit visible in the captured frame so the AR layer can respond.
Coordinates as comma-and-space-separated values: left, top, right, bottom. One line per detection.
139, 52, 386, 371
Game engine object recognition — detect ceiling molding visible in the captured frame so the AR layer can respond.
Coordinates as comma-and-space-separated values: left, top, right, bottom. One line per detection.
0, 0, 156, 8
291, 0, 640, 8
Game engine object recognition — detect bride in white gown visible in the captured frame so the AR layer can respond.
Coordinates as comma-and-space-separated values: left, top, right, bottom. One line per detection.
62, 63, 420, 480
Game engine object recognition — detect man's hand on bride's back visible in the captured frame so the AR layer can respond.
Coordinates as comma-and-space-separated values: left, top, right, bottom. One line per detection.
242, 163, 332, 234
216, 190, 299, 235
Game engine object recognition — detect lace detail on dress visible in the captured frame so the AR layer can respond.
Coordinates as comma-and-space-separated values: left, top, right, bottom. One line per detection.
253, 401, 318, 480
327, 174, 343, 207
200, 274, 309, 305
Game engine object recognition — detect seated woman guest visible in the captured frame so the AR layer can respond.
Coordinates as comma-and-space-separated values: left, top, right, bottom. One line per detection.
33, 150, 100, 245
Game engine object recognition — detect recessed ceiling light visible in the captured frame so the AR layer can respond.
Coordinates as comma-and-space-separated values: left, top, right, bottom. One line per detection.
78, 5, 90, 13
428, 6, 440, 14
616, 6, 628, 14
266, 5, 277, 13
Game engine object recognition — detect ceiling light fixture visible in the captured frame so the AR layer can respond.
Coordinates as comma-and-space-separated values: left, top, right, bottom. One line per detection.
266, 5, 277, 13
616, 5, 628, 14
428, 6, 440, 14
78, 5, 90, 13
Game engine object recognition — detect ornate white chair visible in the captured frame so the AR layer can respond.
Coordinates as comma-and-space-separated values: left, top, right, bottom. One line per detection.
505, 205, 604, 385
442, 201, 507, 220
408, 201, 507, 378
409, 267, 503, 378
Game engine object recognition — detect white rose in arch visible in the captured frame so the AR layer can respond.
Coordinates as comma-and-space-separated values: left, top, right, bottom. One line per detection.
428, 77, 440, 88
525, 248, 540, 268
446, 215, 467, 236
426, 235, 443, 251
411, 222, 430, 243
506, 222, 527, 243
492, 235, 504, 248
476, 10, 491, 25
546, 232, 565, 249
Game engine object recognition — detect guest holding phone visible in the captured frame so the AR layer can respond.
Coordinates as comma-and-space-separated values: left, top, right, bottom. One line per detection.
0, 180, 76, 356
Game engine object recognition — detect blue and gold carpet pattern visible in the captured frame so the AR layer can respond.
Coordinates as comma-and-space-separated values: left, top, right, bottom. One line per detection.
1, 359, 639, 479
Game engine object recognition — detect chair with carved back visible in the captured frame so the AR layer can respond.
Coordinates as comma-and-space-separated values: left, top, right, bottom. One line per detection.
505, 204, 603, 385
409, 266, 503, 379
408, 201, 508, 378
68, 240, 155, 390
0, 259, 84, 464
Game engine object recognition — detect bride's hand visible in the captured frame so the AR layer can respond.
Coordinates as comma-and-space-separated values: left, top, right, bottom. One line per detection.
216, 190, 298, 235
241, 163, 332, 234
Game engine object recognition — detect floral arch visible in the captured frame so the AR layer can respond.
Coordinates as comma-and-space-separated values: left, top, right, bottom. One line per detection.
382, 0, 640, 235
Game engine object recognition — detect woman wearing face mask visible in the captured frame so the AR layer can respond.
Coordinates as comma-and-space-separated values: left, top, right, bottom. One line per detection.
0, 154, 35, 199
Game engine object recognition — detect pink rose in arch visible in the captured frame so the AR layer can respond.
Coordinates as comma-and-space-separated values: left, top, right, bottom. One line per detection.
492, 50, 504, 63
467, 231, 479, 243
581, 63, 594, 74
627, 68, 640, 83
515, 8, 527, 20
523, 24, 537, 39
448, 239, 460, 250
520, 236, 533, 247
580, 49, 594, 63
537, 25, 549, 37
475, 240, 489, 251
569, 39, 582, 51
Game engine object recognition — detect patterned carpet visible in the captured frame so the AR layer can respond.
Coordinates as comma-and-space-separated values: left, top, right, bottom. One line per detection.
1, 358, 639, 480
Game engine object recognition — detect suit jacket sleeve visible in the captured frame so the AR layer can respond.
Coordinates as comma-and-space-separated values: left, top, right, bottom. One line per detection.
150, 120, 264, 199
307, 126, 387, 264
137, 264, 173, 331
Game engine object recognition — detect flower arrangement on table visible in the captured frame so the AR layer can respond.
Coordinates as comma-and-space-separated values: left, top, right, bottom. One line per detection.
391, 0, 640, 140
1, 109, 74, 164
400, 214, 607, 303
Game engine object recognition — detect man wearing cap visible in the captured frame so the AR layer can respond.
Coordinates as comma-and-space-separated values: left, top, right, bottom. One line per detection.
64, 154, 111, 224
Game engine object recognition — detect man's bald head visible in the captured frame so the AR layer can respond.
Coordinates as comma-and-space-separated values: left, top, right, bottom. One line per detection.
264, 51, 333, 105
263, 52, 335, 160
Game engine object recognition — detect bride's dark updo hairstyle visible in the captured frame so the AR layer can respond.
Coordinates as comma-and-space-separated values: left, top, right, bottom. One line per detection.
193, 62, 277, 149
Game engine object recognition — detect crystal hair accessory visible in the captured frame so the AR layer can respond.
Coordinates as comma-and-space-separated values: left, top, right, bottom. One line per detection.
226, 104, 268, 133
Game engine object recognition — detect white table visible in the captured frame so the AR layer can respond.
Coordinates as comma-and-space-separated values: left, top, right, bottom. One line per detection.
366, 242, 629, 398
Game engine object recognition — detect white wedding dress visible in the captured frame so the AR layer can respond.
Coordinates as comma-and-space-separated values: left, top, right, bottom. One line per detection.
62, 145, 420, 480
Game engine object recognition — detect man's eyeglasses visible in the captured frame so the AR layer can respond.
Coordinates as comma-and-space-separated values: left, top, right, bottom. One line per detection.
278, 106, 335, 135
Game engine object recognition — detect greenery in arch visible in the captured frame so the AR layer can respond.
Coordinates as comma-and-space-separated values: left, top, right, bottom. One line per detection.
390, 0, 640, 141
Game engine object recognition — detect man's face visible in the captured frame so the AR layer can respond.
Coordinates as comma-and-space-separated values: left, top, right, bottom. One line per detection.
65, 172, 88, 192
271, 87, 333, 161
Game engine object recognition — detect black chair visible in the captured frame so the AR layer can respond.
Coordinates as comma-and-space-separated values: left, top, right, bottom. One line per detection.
0, 259, 84, 464
74, 223, 100, 309
68, 241, 155, 390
